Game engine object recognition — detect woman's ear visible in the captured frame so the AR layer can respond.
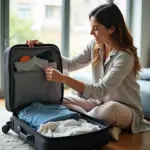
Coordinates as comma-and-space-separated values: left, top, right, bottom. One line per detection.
109, 26, 115, 34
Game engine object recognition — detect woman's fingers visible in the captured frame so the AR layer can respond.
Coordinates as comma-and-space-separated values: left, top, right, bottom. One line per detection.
26, 40, 29, 45
26, 40, 41, 47
31, 40, 35, 48
45, 73, 52, 81
45, 72, 51, 77
45, 68, 52, 76
44, 67, 55, 81
26, 40, 33, 48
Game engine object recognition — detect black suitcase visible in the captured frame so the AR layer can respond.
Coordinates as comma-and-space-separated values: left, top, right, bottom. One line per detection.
2, 44, 110, 150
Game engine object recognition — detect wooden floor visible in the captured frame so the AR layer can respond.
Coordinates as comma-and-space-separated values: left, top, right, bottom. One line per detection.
0, 97, 150, 150
0, 99, 5, 108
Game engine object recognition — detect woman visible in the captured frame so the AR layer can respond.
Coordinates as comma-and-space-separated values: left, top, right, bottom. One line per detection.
27, 3, 150, 140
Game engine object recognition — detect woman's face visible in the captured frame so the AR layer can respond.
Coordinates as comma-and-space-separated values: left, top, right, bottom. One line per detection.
90, 17, 113, 44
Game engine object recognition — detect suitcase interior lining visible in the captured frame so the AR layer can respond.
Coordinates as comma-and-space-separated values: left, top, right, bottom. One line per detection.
9, 46, 63, 111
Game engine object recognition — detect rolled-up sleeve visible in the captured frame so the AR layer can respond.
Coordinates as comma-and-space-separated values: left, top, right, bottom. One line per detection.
82, 52, 134, 99
62, 41, 93, 72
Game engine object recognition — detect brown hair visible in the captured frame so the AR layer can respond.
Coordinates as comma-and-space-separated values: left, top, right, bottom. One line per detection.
89, 4, 141, 76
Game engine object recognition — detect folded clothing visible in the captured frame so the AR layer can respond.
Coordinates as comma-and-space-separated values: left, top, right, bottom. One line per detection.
20, 56, 31, 62
38, 119, 101, 137
14, 56, 57, 72
139, 68, 150, 80
18, 102, 80, 129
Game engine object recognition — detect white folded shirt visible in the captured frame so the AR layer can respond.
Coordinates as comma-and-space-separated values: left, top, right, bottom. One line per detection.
37, 119, 101, 137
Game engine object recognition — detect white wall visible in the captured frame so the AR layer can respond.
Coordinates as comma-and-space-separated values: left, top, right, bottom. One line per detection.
131, 0, 150, 67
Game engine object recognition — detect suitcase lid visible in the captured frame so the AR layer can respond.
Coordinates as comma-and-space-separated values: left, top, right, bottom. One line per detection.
4, 44, 64, 113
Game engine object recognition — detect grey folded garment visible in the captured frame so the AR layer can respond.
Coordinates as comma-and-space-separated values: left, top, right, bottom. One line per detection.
14, 56, 57, 72
139, 68, 150, 80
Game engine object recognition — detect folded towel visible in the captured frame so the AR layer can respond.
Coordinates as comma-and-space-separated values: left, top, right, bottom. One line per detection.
18, 102, 80, 129
38, 119, 101, 137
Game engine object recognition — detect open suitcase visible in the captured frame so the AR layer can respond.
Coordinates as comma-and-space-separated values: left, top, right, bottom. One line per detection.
2, 44, 110, 150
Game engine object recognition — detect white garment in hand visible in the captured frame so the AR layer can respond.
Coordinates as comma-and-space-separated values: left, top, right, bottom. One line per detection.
37, 119, 101, 137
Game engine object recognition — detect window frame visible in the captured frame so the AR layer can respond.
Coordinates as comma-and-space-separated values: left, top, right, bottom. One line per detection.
0, 0, 9, 98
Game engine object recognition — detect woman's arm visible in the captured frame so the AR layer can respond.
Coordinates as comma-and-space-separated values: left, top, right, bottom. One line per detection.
44, 67, 85, 93
61, 41, 93, 72
45, 52, 134, 100
63, 75, 85, 93
81, 52, 134, 99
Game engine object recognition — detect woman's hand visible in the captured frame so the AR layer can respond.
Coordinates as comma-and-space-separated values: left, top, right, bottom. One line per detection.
44, 67, 85, 93
44, 67, 65, 83
26, 40, 42, 48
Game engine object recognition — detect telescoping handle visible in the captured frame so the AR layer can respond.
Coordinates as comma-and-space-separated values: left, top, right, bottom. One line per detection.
17, 126, 34, 144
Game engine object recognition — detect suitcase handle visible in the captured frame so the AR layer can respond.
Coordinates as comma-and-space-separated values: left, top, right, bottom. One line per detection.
17, 126, 34, 144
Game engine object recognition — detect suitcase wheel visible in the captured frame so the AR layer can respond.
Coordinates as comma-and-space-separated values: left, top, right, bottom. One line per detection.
2, 125, 11, 133
2, 121, 12, 133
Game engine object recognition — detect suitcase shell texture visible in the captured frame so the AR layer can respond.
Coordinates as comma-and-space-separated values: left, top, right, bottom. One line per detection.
2, 44, 110, 150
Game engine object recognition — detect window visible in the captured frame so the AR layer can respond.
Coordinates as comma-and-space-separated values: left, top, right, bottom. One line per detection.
18, 3, 31, 18
44, 5, 61, 29
0, 0, 8, 97
9, 0, 62, 48
45, 5, 55, 18
69, 0, 108, 81
113, 0, 128, 23
84, 0, 90, 4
